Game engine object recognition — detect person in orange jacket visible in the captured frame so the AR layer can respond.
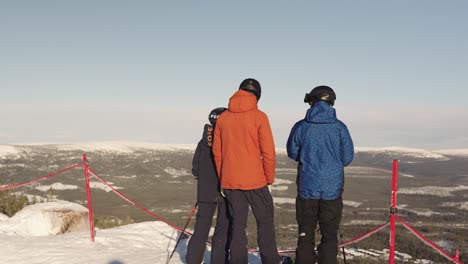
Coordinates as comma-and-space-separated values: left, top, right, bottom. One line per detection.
212, 78, 280, 264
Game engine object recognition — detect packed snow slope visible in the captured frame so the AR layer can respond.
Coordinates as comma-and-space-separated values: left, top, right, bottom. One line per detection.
0, 203, 261, 264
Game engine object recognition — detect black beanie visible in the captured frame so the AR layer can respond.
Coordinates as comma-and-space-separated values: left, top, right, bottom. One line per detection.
239, 78, 261, 101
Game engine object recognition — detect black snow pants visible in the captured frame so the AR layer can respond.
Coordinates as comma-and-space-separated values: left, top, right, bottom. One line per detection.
224, 186, 280, 264
186, 201, 230, 264
295, 196, 343, 264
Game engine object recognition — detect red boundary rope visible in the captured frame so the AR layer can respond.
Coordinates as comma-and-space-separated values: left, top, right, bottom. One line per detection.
0, 162, 84, 191
397, 216, 461, 264
0, 159, 463, 262
88, 168, 193, 235
339, 220, 390, 247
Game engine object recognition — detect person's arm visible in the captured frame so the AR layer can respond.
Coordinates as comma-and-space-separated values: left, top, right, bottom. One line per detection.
287, 122, 301, 161
212, 122, 222, 179
191, 141, 202, 179
340, 124, 354, 166
259, 113, 276, 184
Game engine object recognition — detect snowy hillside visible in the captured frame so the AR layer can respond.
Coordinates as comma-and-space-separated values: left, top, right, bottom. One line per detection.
0, 203, 261, 264
435, 149, 468, 157
0, 142, 196, 156
355, 147, 449, 160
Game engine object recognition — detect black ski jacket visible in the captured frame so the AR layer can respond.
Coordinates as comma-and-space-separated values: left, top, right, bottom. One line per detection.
192, 124, 224, 203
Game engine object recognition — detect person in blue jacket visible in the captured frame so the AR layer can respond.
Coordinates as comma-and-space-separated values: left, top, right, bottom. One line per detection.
286, 86, 354, 264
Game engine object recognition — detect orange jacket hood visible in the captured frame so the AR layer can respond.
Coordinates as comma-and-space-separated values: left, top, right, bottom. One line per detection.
228, 90, 258, 113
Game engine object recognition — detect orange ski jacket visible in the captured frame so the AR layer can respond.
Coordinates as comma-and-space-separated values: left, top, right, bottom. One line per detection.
212, 89, 276, 190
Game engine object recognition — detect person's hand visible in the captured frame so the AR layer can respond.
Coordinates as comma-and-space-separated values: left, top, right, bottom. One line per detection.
267, 184, 272, 192
220, 188, 225, 197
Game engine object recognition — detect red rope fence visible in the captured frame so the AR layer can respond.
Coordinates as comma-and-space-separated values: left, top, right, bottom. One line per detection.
0, 156, 463, 263
0, 162, 83, 191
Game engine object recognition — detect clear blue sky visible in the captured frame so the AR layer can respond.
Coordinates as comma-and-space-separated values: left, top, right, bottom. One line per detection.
1, 1, 467, 149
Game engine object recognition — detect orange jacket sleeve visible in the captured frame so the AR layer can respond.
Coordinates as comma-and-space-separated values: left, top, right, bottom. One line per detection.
258, 112, 276, 184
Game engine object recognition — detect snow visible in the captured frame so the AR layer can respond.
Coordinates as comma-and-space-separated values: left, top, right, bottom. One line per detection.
343, 220, 386, 226
399, 185, 468, 197
164, 167, 190, 178
89, 181, 123, 192
275, 168, 297, 174
400, 208, 454, 217
49, 142, 197, 153
115, 175, 137, 179
36, 182, 80, 192
0, 201, 89, 236
442, 201, 468, 211
355, 147, 449, 160
0, 145, 21, 159
273, 197, 295, 205
0, 202, 263, 264
435, 148, 468, 157
274, 178, 294, 185
271, 185, 288, 191
0, 213, 8, 222
344, 200, 362, 207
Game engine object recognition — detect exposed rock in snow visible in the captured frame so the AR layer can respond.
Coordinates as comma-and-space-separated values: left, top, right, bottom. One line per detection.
0, 201, 89, 236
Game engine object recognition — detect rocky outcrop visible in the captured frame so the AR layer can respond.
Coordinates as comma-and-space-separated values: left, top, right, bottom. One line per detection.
0, 201, 89, 236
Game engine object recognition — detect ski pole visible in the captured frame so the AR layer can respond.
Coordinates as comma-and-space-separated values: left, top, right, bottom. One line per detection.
339, 227, 347, 264
168, 202, 198, 262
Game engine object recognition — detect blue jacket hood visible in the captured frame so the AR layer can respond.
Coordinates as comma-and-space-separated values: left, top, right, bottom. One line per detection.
305, 101, 336, 124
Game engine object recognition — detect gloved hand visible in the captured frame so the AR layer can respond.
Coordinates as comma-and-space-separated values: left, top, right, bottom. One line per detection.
267, 184, 272, 192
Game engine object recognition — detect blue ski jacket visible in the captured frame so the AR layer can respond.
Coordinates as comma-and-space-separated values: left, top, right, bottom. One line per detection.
287, 101, 354, 200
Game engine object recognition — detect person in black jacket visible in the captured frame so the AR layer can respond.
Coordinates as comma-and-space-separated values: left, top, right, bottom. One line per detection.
186, 107, 230, 264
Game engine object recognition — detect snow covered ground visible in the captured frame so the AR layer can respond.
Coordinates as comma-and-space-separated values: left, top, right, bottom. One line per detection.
0, 202, 262, 264
399, 185, 468, 197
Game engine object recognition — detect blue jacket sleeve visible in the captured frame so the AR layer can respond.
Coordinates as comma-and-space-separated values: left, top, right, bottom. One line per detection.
287, 122, 301, 161
340, 124, 354, 166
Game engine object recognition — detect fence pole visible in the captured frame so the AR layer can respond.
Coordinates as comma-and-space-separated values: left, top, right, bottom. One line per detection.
83, 154, 95, 242
389, 159, 399, 264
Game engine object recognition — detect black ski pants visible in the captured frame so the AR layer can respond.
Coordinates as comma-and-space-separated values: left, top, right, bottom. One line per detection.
295, 196, 343, 264
224, 186, 280, 264
186, 201, 230, 264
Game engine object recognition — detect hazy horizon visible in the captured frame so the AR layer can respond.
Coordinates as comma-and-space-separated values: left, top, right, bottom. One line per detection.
1, 1, 467, 149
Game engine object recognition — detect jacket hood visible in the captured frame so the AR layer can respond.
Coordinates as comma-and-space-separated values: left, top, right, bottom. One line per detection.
228, 90, 258, 113
305, 101, 337, 124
